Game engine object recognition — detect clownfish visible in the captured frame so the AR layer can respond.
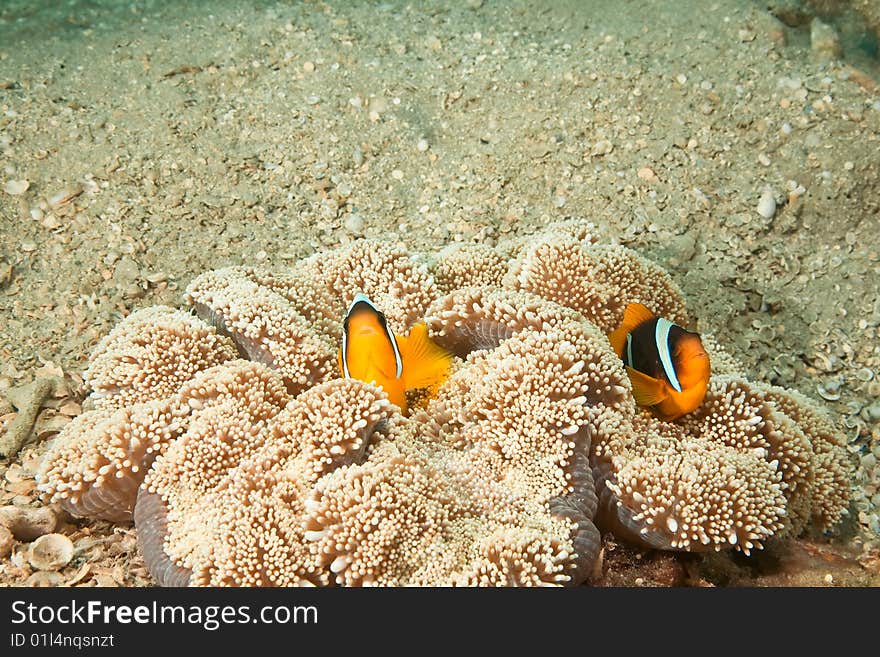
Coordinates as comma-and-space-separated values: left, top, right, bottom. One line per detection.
338, 293, 453, 415
607, 302, 711, 422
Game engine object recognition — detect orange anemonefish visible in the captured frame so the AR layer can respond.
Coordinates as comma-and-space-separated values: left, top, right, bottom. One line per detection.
338, 293, 453, 415
607, 302, 711, 422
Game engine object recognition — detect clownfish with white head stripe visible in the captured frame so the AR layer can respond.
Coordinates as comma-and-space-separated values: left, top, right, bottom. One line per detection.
607, 302, 710, 422
338, 293, 453, 415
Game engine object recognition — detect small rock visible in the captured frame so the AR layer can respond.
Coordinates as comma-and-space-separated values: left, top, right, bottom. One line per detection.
692, 187, 711, 209
666, 233, 697, 264
25, 571, 63, 587
123, 284, 145, 300
3, 179, 29, 195
862, 401, 880, 422
757, 188, 776, 219
637, 166, 658, 183
146, 272, 167, 285
46, 184, 83, 210
754, 11, 787, 46
0, 505, 58, 541
28, 533, 74, 571
811, 18, 842, 59
239, 190, 258, 206
416, 138, 430, 152
844, 66, 877, 91
368, 96, 388, 115
0, 261, 12, 288
344, 213, 365, 235
591, 140, 614, 156
41, 214, 61, 230
302, 61, 315, 73
0, 524, 12, 559
771, 2, 810, 28
6, 478, 36, 496
59, 401, 82, 416
113, 256, 140, 285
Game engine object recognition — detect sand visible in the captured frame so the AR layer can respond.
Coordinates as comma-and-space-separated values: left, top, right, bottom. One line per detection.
0, 0, 878, 586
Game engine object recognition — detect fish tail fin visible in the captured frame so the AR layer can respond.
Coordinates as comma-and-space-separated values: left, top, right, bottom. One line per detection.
399, 323, 453, 393
625, 366, 669, 407
607, 302, 656, 356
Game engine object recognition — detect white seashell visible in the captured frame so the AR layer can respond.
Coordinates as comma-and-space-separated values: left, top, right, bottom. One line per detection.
3, 179, 29, 195
27, 533, 74, 571
855, 367, 874, 383
757, 188, 776, 219
817, 383, 841, 401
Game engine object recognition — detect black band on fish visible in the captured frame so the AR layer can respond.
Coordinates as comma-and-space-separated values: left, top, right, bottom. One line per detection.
341, 329, 351, 378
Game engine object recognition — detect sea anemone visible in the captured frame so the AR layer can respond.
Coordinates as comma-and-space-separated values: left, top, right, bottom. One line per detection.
37, 224, 853, 584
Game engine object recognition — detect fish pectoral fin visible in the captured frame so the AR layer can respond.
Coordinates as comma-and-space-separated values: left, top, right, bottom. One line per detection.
625, 366, 669, 407
607, 302, 656, 355
399, 323, 453, 391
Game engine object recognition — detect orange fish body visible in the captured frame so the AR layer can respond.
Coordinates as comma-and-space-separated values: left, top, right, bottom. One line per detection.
607, 303, 710, 421
338, 293, 452, 415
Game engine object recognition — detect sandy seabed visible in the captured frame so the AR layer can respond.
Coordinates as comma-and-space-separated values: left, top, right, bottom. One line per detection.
0, 0, 878, 587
